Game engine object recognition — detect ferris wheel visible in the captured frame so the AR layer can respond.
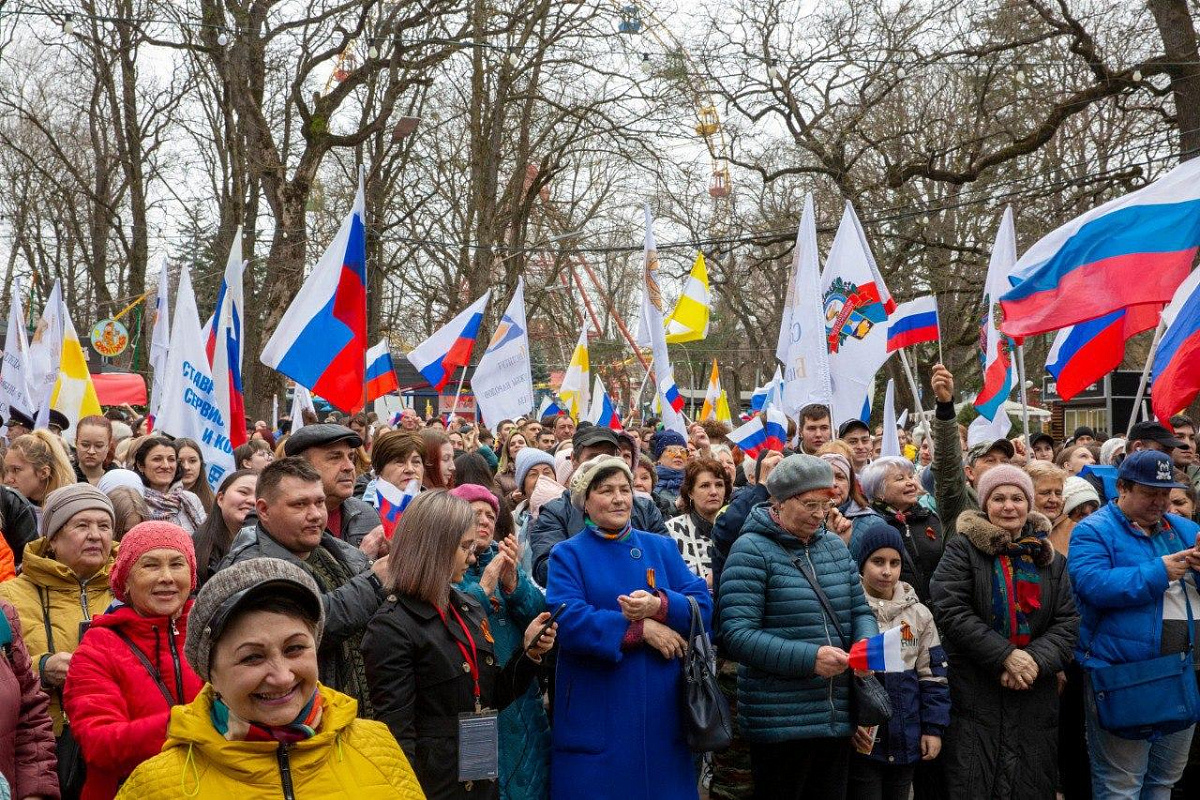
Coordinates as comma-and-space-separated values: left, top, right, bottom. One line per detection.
611, 2, 734, 218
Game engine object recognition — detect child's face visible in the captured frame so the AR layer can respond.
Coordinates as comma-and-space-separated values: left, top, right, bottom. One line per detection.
862, 547, 902, 599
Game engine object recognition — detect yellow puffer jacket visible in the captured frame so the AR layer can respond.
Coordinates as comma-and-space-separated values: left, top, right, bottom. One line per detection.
0, 537, 116, 735
117, 683, 426, 800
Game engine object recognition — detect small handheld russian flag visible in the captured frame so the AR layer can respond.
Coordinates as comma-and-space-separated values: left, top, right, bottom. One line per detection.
886, 295, 940, 353
847, 627, 905, 672
364, 339, 400, 401
377, 478, 420, 539
728, 416, 767, 459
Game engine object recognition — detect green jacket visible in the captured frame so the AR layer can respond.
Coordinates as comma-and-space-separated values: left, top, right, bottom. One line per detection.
931, 402, 978, 536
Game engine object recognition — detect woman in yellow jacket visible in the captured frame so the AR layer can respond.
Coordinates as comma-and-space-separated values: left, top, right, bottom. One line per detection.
0, 484, 117, 734
118, 557, 424, 800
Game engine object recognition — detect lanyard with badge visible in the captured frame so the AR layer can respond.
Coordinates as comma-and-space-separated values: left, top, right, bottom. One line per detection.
438, 603, 500, 785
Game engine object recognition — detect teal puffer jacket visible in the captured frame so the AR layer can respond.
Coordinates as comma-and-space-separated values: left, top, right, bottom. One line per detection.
718, 503, 878, 743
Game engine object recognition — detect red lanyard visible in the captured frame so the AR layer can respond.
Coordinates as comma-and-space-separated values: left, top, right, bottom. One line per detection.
438, 604, 482, 712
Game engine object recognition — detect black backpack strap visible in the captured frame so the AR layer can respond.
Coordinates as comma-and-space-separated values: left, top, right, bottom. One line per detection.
791, 554, 849, 650
111, 627, 176, 707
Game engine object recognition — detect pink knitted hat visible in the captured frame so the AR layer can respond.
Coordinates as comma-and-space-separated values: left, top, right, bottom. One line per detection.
111, 521, 197, 604
449, 483, 499, 514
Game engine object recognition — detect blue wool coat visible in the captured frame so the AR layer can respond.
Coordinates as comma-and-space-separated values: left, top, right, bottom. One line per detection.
1068, 503, 1200, 669
718, 504, 878, 743
456, 544, 549, 800
546, 526, 711, 800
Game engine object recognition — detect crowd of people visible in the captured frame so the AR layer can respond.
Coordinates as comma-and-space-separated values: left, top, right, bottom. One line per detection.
0, 363, 1199, 799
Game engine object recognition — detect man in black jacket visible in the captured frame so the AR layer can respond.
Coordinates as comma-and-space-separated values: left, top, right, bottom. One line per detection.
0, 485, 38, 568
221, 457, 388, 715
529, 426, 667, 587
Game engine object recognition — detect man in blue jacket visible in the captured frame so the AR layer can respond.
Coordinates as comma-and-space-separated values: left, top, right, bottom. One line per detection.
1068, 450, 1200, 797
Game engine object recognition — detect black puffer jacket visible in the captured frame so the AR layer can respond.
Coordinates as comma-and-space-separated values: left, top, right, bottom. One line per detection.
861, 502, 946, 602
0, 487, 38, 569
929, 510, 1079, 799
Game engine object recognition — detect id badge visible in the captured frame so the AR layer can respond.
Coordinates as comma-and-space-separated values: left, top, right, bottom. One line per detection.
457, 710, 499, 783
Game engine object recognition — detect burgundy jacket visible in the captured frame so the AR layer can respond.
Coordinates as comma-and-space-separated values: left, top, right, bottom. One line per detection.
0, 598, 59, 799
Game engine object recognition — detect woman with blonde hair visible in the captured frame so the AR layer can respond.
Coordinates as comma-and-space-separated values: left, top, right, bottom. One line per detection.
4, 430, 74, 513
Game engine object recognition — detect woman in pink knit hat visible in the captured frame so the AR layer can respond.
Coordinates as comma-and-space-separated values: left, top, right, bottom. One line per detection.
63, 521, 204, 800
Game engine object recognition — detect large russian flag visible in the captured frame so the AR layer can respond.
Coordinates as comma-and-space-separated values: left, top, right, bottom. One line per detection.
1152, 269, 1200, 427
210, 228, 247, 447
886, 295, 939, 353
365, 339, 400, 401
406, 292, 490, 392
261, 175, 367, 412
1001, 159, 1200, 338
1046, 304, 1161, 401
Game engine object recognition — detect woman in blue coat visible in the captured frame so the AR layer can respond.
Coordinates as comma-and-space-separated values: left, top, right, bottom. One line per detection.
546, 455, 711, 800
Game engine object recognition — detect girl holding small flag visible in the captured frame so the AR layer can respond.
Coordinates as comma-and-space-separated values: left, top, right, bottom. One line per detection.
848, 519, 949, 800
929, 465, 1079, 798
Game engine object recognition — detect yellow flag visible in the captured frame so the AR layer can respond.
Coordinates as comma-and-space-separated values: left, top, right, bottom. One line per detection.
664, 252, 710, 343
557, 324, 590, 420
716, 389, 732, 424
51, 310, 101, 430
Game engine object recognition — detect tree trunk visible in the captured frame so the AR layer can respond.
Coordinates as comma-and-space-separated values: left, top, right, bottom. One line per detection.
1148, 0, 1200, 162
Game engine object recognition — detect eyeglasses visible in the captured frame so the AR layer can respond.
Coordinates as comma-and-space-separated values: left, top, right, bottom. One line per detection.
77, 442, 108, 452
663, 446, 688, 457
796, 499, 835, 515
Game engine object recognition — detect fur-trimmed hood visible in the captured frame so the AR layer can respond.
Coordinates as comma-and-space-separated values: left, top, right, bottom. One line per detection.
956, 509, 1054, 566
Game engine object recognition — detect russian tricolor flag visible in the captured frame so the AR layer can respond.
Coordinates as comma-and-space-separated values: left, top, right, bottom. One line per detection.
886, 296, 939, 353
377, 477, 420, 539
1001, 159, 1200, 338
209, 228, 247, 448
1046, 304, 1161, 401
728, 416, 767, 459
365, 339, 399, 401
406, 292, 490, 393
261, 173, 368, 413
976, 210, 1018, 421
587, 376, 623, 431
847, 627, 905, 672
663, 381, 685, 414
1152, 269, 1200, 427
763, 408, 788, 452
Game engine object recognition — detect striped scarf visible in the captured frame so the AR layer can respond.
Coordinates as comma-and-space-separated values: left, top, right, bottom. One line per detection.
211, 690, 323, 743
584, 516, 633, 542
990, 535, 1044, 646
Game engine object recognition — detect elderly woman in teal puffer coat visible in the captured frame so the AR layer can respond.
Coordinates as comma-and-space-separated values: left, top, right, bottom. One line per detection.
719, 454, 878, 800
451, 483, 550, 800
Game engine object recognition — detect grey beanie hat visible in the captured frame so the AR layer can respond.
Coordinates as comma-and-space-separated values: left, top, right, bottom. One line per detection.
185, 558, 325, 682
765, 453, 834, 501
41, 483, 115, 539
570, 455, 634, 509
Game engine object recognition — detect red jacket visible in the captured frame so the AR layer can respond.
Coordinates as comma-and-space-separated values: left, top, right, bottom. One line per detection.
0, 598, 58, 799
63, 600, 204, 800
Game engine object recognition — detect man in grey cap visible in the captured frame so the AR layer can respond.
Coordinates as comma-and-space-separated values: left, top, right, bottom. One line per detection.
930, 364, 1014, 535
221, 457, 387, 714
284, 422, 381, 549
528, 425, 668, 587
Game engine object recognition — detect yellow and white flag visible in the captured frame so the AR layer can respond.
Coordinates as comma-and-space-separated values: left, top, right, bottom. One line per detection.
557, 323, 590, 420
716, 389, 732, 423
50, 308, 101, 431
699, 359, 722, 420
665, 252, 710, 343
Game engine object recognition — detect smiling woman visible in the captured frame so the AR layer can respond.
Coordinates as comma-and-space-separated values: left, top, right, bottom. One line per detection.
133, 436, 208, 535
192, 469, 259, 587
114, 558, 425, 800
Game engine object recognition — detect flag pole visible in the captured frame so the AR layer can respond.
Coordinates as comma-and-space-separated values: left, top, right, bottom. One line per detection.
897, 349, 928, 422
1015, 344, 1033, 449
1127, 318, 1167, 433
449, 366, 469, 423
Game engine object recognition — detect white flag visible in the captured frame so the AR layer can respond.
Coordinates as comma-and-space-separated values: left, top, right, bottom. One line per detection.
28, 281, 64, 429
472, 279, 535, 429
0, 280, 36, 429
640, 206, 687, 436
777, 194, 833, 416
153, 263, 235, 488
880, 379, 901, 458
148, 257, 172, 420
821, 202, 894, 424
558, 322, 591, 421
290, 383, 316, 434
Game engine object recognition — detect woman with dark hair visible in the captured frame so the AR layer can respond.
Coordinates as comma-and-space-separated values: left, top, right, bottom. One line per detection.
192, 470, 258, 586
232, 439, 274, 473
421, 429, 456, 489
363, 490, 557, 800
664, 456, 731, 583
176, 438, 215, 508
131, 436, 207, 534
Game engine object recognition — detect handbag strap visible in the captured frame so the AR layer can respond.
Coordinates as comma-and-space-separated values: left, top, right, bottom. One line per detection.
687, 595, 702, 643
112, 627, 176, 707
791, 554, 849, 651
37, 587, 56, 654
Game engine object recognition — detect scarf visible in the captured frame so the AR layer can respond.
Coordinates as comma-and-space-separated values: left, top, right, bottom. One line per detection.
211, 689, 323, 743
655, 465, 685, 496
300, 546, 373, 717
584, 516, 633, 542
989, 533, 1045, 646
144, 484, 204, 529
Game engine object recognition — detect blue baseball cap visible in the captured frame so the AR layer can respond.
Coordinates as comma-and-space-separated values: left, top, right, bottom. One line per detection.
1116, 450, 1187, 490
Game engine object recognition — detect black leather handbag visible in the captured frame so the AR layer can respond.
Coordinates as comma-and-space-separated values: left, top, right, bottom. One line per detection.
681, 595, 733, 752
792, 556, 893, 727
